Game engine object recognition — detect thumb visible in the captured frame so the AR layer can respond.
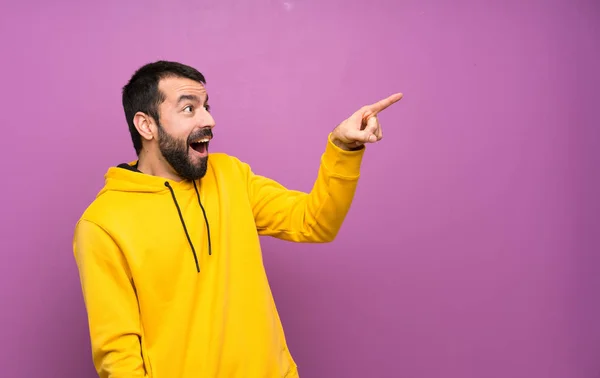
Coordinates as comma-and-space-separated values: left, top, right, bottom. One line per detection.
345, 128, 377, 143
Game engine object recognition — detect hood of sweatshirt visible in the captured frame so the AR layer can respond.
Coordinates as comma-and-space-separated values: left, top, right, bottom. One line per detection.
98, 161, 201, 195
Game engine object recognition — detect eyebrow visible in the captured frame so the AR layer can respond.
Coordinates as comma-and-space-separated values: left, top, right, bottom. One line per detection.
176, 94, 209, 105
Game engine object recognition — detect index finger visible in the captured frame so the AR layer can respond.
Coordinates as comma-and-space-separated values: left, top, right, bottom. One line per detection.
365, 93, 403, 116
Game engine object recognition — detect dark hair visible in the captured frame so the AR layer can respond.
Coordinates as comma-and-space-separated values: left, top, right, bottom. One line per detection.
122, 60, 207, 155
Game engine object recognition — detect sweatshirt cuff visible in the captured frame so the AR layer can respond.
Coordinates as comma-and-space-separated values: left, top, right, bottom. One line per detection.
321, 133, 365, 178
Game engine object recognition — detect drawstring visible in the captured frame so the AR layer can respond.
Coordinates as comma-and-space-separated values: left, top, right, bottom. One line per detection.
164, 181, 212, 273
193, 180, 212, 256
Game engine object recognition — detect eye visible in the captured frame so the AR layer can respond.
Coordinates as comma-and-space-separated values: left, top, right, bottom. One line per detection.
204, 104, 211, 112
183, 105, 193, 113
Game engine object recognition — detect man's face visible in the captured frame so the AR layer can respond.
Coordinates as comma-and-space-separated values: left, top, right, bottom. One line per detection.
155, 76, 215, 181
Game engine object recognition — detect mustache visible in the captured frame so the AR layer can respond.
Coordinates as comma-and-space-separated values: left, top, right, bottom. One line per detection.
187, 128, 213, 143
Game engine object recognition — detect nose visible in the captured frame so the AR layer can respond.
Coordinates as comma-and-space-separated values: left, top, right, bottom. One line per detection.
200, 107, 215, 129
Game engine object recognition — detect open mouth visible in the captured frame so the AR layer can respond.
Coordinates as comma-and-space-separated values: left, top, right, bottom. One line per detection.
189, 137, 211, 155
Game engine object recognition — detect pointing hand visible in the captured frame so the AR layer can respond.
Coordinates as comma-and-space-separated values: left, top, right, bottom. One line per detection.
330, 93, 403, 151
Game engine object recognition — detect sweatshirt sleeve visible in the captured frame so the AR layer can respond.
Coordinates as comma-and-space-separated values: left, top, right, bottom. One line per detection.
244, 133, 365, 243
73, 219, 149, 378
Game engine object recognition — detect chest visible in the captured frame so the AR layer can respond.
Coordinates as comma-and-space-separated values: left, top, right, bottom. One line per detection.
114, 182, 262, 300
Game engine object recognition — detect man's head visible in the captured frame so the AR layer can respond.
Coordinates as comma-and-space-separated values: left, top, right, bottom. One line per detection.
122, 61, 215, 181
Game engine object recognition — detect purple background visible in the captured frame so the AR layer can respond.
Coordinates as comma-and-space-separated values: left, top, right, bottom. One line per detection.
1, 0, 599, 377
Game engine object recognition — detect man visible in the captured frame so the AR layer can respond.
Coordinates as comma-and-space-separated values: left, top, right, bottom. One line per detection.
73, 60, 402, 378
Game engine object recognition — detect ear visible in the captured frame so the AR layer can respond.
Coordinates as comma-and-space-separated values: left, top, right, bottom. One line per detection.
133, 112, 156, 142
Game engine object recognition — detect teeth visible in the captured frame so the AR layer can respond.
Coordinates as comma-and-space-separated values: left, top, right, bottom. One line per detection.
193, 138, 210, 143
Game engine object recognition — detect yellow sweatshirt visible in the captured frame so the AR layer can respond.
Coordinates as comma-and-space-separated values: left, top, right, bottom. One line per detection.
73, 135, 364, 378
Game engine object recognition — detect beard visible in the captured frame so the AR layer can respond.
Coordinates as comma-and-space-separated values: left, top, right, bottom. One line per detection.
157, 123, 212, 181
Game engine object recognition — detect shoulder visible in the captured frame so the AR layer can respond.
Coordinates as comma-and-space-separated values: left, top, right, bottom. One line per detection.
207, 151, 248, 166
207, 152, 253, 177
76, 190, 120, 231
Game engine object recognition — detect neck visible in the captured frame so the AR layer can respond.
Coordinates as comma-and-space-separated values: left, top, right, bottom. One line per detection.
137, 148, 184, 182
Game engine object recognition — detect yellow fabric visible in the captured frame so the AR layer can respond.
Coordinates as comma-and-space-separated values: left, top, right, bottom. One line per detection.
73, 134, 365, 378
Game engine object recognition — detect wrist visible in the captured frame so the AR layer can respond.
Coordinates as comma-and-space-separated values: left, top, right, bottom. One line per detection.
329, 133, 363, 151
